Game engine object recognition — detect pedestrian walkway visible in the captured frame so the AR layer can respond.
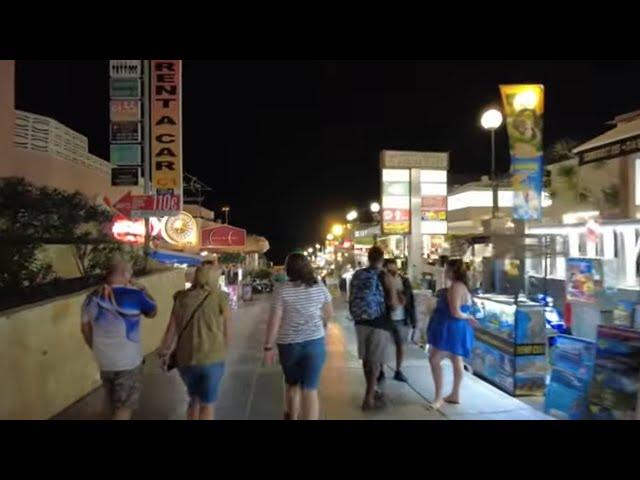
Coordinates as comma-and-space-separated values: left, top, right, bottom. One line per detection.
54, 295, 550, 420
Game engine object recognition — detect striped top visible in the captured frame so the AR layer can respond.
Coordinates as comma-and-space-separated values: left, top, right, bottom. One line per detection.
273, 280, 332, 344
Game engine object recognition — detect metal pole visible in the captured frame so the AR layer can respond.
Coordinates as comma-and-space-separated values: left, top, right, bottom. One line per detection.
491, 128, 498, 218
143, 60, 152, 272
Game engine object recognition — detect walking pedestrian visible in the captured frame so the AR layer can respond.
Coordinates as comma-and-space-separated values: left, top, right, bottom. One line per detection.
159, 264, 230, 420
263, 252, 333, 420
80, 256, 158, 420
426, 259, 477, 410
349, 246, 393, 411
381, 259, 416, 383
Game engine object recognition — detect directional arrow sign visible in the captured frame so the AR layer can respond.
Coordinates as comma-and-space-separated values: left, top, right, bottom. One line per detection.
109, 191, 181, 219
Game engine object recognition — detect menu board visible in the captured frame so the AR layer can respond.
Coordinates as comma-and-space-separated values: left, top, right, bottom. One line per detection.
381, 169, 410, 235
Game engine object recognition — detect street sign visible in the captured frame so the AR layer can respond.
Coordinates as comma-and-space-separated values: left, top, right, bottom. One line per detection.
110, 60, 142, 78
111, 167, 140, 187
110, 144, 141, 166
110, 122, 141, 143
110, 100, 141, 122
112, 191, 182, 218
201, 225, 247, 248
110, 78, 141, 98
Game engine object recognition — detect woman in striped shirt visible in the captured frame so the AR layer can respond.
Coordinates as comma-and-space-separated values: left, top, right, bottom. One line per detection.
263, 252, 333, 420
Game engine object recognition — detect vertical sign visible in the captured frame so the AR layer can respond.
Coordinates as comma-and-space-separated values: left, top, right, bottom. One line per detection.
420, 169, 448, 234
500, 84, 545, 221
110, 60, 143, 184
151, 60, 183, 211
381, 168, 411, 234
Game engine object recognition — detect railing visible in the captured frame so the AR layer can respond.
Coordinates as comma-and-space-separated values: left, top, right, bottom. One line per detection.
13, 110, 111, 176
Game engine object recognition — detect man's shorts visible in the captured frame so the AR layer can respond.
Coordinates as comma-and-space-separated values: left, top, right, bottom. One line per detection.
391, 320, 411, 345
355, 324, 392, 364
101, 364, 144, 411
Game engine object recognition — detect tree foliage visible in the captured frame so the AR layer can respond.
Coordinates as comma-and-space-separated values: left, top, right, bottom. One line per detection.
0, 177, 115, 291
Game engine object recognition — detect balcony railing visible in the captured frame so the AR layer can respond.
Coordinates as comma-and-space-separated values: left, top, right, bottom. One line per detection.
13, 110, 111, 176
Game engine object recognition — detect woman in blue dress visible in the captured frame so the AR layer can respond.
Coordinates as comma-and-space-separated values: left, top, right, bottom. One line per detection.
427, 259, 477, 410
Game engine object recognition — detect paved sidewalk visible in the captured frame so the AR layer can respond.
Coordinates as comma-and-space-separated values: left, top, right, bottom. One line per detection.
54, 295, 550, 420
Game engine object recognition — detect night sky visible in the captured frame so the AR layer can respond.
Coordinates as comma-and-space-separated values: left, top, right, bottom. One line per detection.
14, 60, 640, 263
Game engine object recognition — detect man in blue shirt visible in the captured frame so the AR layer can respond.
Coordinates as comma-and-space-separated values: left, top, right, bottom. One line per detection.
81, 257, 157, 420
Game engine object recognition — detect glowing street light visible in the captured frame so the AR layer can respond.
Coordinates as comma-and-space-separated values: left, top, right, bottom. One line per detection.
331, 224, 344, 237
326, 233, 334, 241
315, 243, 321, 249
307, 247, 314, 253
370, 202, 380, 213
481, 108, 504, 218
480, 108, 503, 130
346, 210, 358, 222
221, 206, 230, 224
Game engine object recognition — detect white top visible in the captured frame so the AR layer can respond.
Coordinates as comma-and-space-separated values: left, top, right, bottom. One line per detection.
273, 281, 332, 344
388, 274, 406, 321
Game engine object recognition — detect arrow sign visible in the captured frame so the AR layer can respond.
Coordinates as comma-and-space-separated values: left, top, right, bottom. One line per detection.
108, 191, 181, 219
201, 225, 247, 248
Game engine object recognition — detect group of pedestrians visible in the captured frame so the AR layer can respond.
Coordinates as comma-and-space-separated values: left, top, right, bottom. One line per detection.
80, 246, 474, 420
349, 246, 475, 411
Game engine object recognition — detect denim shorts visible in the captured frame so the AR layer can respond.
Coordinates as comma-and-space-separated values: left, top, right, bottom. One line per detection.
178, 362, 225, 405
277, 337, 326, 390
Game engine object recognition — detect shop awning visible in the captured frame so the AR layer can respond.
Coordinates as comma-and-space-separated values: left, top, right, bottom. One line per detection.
573, 115, 640, 154
150, 249, 202, 266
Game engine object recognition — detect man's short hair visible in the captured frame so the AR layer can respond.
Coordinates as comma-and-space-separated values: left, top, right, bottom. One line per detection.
383, 258, 396, 268
368, 246, 384, 265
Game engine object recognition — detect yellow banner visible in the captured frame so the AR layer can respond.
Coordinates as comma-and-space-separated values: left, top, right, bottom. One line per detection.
151, 60, 183, 198
500, 84, 545, 220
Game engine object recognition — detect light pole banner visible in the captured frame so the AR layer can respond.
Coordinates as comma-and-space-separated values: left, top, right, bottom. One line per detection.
500, 84, 544, 221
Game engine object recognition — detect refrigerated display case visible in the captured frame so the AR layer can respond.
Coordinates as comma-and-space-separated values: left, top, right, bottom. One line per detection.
470, 294, 548, 396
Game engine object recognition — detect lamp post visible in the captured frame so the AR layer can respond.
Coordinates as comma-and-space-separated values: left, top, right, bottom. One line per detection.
370, 202, 381, 244
480, 108, 504, 218
221, 206, 230, 224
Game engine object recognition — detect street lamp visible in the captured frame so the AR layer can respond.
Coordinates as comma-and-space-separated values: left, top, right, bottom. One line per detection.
221, 206, 230, 224
315, 243, 321, 250
370, 202, 380, 213
346, 210, 358, 222
326, 233, 334, 241
307, 247, 314, 254
480, 108, 503, 218
331, 224, 344, 238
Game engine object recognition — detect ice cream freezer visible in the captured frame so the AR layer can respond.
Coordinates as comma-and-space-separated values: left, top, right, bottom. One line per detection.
470, 294, 549, 397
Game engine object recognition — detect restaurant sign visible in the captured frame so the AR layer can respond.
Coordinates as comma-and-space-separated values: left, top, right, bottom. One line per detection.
578, 135, 640, 165
201, 225, 247, 248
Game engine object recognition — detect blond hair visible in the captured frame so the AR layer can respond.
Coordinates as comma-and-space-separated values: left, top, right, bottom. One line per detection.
193, 264, 220, 290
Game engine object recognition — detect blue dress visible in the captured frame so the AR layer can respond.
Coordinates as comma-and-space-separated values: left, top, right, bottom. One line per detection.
427, 289, 474, 358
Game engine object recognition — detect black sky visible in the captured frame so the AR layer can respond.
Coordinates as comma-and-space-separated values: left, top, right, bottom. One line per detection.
14, 60, 640, 263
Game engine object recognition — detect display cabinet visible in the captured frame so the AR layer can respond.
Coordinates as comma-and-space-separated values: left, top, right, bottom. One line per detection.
470, 294, 548, 396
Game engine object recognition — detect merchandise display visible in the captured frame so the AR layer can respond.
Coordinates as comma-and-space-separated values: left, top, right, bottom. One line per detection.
470, 294, 548, 396
589, 325, 640, 420
544, 335, 596, 420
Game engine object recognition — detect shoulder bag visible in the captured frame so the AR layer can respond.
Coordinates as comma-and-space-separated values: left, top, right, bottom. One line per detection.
166, 291, 211, 371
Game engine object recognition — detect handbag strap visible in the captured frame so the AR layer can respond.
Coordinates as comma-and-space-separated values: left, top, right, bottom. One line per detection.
174, 291, 211, 348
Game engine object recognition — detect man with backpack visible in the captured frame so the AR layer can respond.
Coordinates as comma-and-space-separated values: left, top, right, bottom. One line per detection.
349, 246, 394, 411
